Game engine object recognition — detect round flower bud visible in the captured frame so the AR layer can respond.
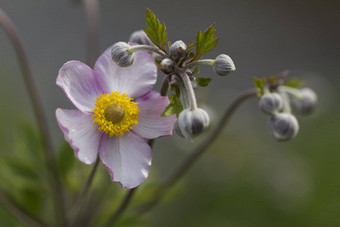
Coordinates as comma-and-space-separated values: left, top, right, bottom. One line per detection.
269, 113, 299, 141
176, 108, 210, 140
170, 40, 187, 62
213, 54, 236, 76
291, 88, 317, 115
111, 42, 135, 67
259, 93, 283, 115
129, 30, 153, 46
159, 58, 174, 74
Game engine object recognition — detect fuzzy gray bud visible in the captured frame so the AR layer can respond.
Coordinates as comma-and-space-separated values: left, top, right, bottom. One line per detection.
129, 30, 153, 46
269, 113, 299, 141
159, 58, 174, 74
291, 88, 317, 115
259, 93, 283, 115
176, 108, 210, 140
170, 40, 187, 62
213, 54, 236, 76
111, 42, 135, 67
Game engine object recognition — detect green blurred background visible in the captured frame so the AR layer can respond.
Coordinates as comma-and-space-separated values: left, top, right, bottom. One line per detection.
0, 0, 339, 226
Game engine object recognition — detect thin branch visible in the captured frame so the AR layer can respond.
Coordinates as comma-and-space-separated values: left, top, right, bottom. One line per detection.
68, 158, 100, 225
84, 0, 100, 66
0, 8, 65, 225
135, 88, 257, 214
0, 187, 48, 227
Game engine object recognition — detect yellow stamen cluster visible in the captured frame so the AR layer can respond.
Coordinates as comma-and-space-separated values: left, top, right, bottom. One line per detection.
93, 92, 139, 137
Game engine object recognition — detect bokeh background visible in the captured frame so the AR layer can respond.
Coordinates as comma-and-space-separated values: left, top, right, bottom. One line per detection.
0, 0, 339, 226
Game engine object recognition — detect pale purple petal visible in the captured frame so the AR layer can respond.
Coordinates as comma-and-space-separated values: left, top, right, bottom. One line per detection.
133, 91, 176, 139
93, 45, 157, 98
57, 61, 103, 112
56, 108, 102, 164
99, 132, 152, 189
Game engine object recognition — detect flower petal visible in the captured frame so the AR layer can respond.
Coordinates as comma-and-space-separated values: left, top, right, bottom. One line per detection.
56, 108, 102, 164
133, 91, 176, 139
99, 132, 152, 189
94, 45, 157, 98
57, 61, 103, 112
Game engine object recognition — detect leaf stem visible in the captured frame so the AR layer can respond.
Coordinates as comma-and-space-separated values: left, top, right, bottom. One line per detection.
0, 8, 65, 225
177, 70, 197, 110
184, 59, 215, 69
128, 45, 168, 58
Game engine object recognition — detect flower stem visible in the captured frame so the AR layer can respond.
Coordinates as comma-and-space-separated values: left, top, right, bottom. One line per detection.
84, 0, 100, 66
0, 8, 65, 225
177, 70, 197, 110
128, 45, 168, 58
160, 75, 170, 96
134, 88, 257, 214
184, 59, 215, 69
0, 186, 48, 227
68, 158, 100, 225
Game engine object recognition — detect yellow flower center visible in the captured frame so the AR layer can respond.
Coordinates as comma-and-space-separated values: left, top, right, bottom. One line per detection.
92, 92, 139, 137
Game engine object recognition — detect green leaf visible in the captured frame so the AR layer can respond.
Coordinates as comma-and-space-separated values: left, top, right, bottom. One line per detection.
193, 23, 219, 61
161, 94, 183, 117
144, 9, 167, 52
57, 142, 75, 181
192, 66, 200, 75
285, 78, 303, 88
253, 77, 266, 97
186, 42, 195, 54
195, 77, 212, 87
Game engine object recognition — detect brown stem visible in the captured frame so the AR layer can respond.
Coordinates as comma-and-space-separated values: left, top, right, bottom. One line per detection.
84, 0, 100, 66
135, 88, 257, 214
0, 8, 65, 225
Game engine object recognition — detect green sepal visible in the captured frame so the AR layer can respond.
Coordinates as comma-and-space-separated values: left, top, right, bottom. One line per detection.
195, 77, 212, 87
144, 9, 167, 52
253, 77, 266, 97
161, 94, 183, 117
285, 78, 303, 88
193, 23, 219, 61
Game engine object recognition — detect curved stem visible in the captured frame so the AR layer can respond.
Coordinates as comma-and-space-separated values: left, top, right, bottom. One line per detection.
160, 75, 170, 97
0, 187, 48, 227
68, 158, 100, 225
84, 0, 100, 66
177, 70, 197, 110
134, 88, 257, 214
0, 8, 65, 225
128, 45, 168, 58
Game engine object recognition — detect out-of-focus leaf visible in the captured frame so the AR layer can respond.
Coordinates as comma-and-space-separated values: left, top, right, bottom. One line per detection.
144, 9, 167, 52
57, 142, 75, 181
195, 77, 212, 87
5, 158, 39, 180
253, 77, 266, 97
285, 78, 303, 88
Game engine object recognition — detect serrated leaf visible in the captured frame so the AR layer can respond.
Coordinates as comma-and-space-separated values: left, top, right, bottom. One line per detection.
144, 9, 167, 52
285, 78, 303, 88
195, 77, 212, 87
186, 42, 195, 54
161, 94, 183, 117
253, 77, 266, 97
193, 23, 219, 61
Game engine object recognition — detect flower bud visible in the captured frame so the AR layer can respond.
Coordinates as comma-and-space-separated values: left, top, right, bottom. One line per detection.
159, 58, 174, 74
170, 40, 187, 62
291, 88, 317, 115
129, 30, 153, 46
259, 93, 283, 115
176, 108, 210, 140
213, 54, 236, 76
269, 113, 299, 141
111, 42, 135, 67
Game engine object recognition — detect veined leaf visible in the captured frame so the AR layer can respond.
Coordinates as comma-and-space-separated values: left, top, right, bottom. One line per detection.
193, 23, 219, 61
195, 77, 212, 87
161, 94, 183, 117
144, 9, 167, 52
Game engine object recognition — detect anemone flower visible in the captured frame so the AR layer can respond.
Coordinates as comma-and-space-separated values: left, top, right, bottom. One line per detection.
56, 46, 176, 189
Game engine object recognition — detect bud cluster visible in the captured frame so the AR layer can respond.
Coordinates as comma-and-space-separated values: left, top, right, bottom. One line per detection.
258, 77, 317, 141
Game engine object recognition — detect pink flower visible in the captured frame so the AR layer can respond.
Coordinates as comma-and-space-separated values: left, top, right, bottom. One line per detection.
56, 46, 176, 189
